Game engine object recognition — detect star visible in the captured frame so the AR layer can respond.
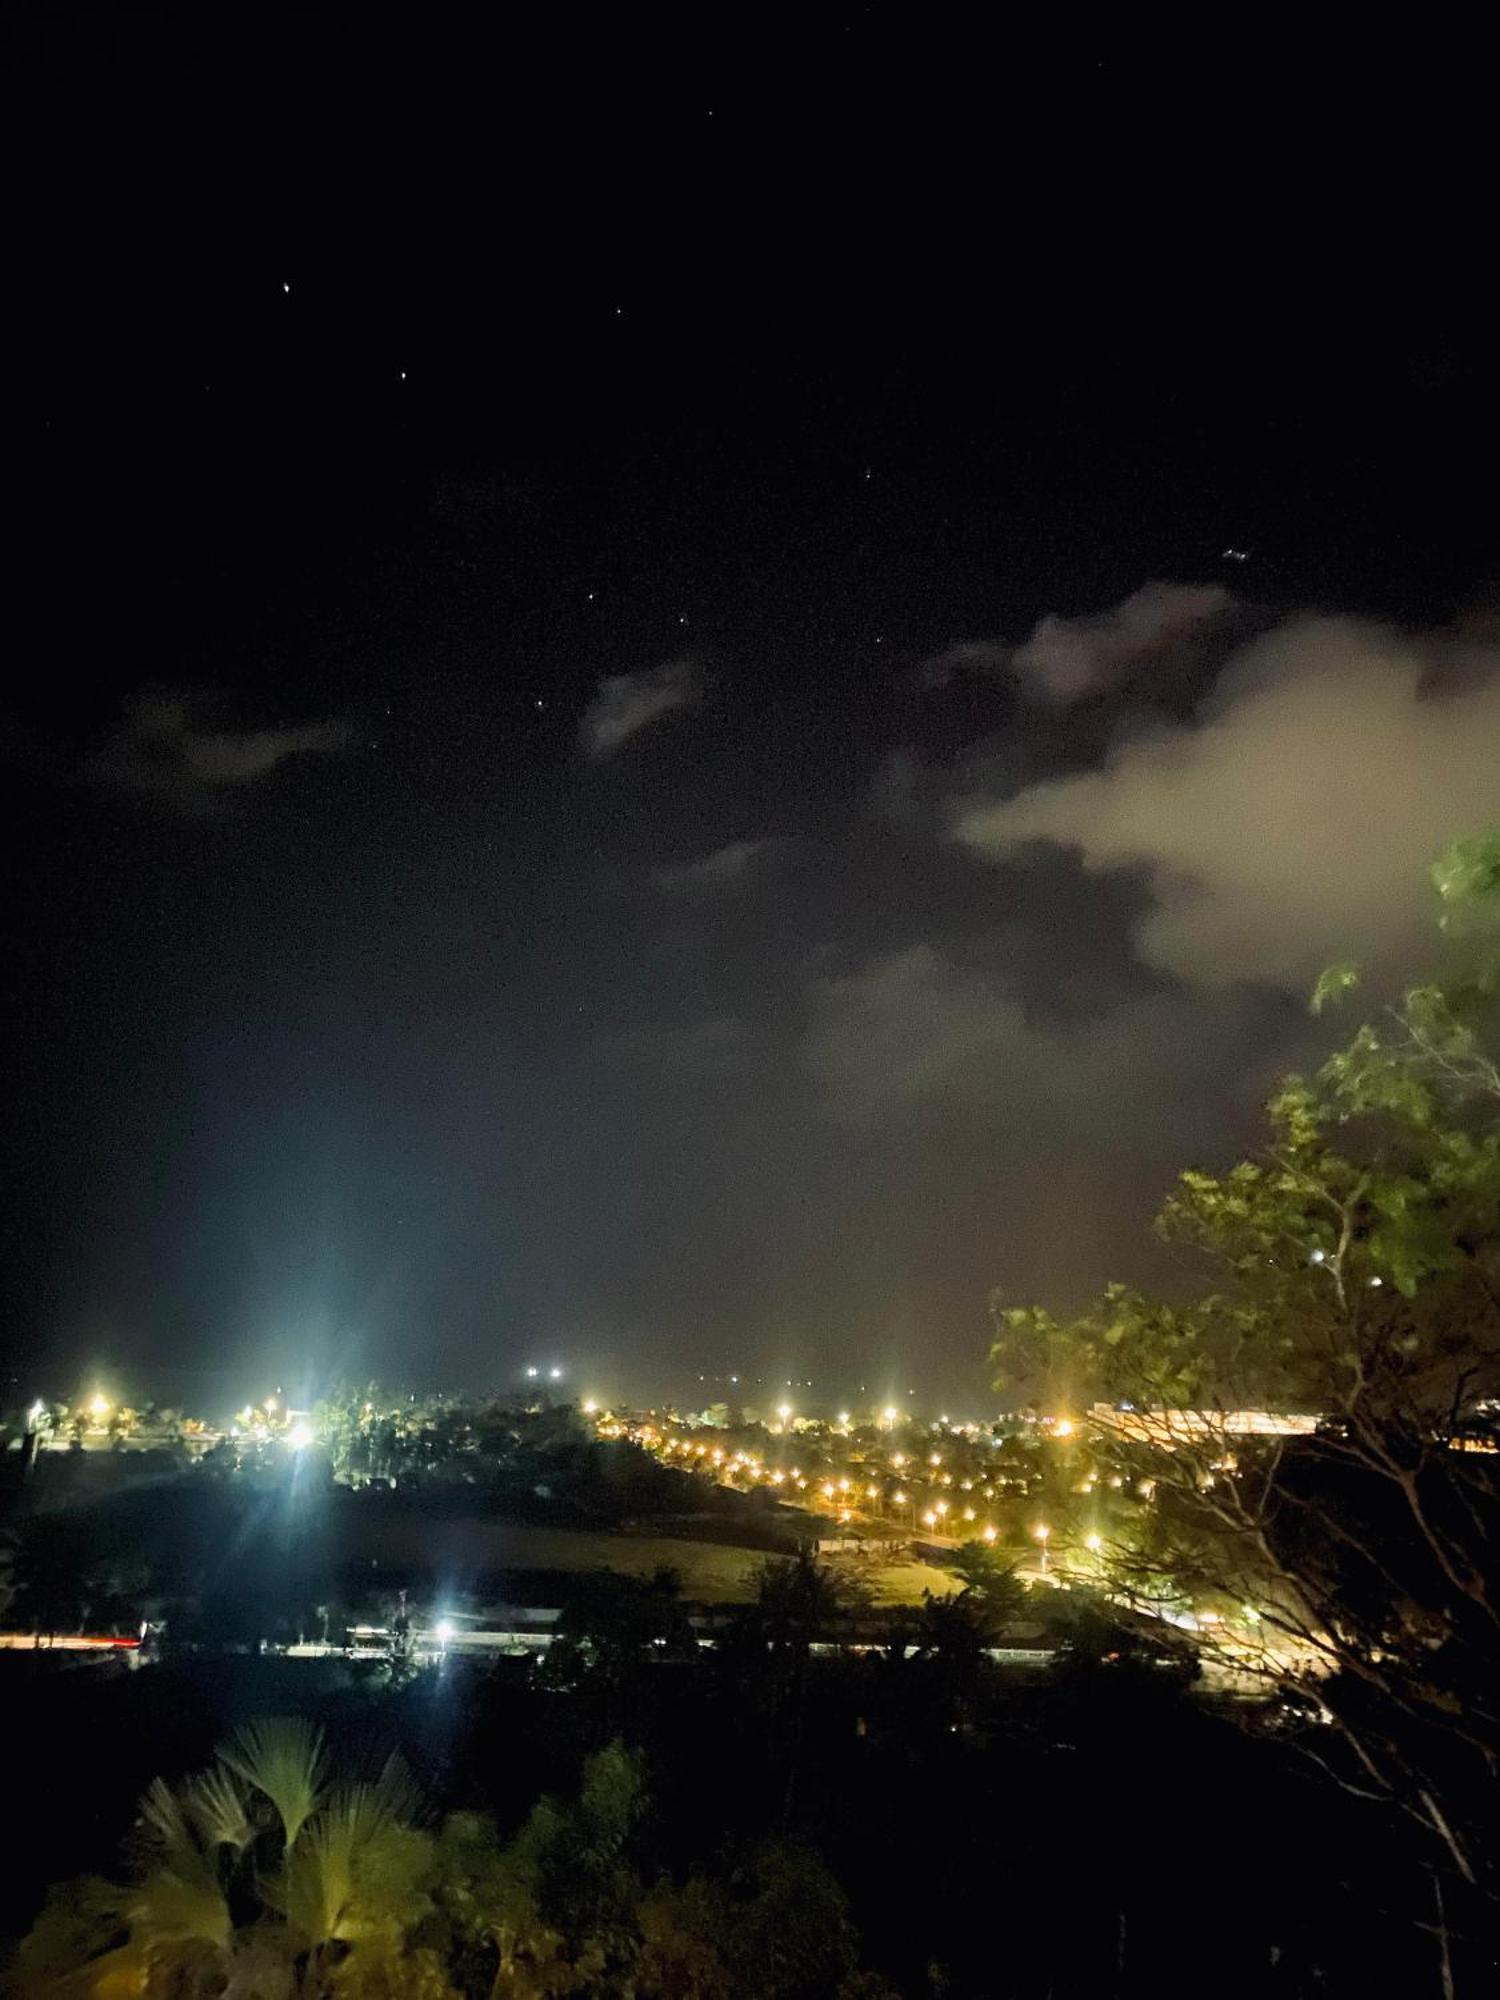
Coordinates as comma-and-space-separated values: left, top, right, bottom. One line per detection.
281, 282, 290, 295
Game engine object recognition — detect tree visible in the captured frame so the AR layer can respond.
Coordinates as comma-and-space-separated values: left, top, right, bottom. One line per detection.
13, 1720, 447, 1998
432, 1742, 647, 1997
946, 1539, 1027, 1630
991, 836, 1500, 1949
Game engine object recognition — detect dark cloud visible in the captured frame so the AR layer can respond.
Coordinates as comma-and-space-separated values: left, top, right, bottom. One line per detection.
1010, 582, 1235, 704
87, 689, 352, 810
651, 839, 776, 894
578, 658, 703, 759
916, 640, 1011, 691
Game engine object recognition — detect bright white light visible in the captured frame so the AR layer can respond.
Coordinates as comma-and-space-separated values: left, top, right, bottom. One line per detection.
1085, 1533, 1103, 1553
882, 1405, 899, 1425
582, 1399, 598, 1415
89, 1393, 111, 1420
287, 1422, 315, 1451
837, 1410, 851, 1427
1309, 1249, 1326, 1266
28, 1400, 46, 1424
525, 1366, 538, 1378
1369, 1275, 1384, 1288
549, 1366, 563, 1380
435, 1619, 455, 1645
777, 1402, 792, 1421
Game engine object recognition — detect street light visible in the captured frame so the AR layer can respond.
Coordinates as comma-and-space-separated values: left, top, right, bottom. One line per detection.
89, 1393, 111, 1421
1033, 1523, 1051, 1577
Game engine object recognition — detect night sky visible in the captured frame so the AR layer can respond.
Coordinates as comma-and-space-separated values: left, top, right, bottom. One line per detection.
5, 15, 1498, 1411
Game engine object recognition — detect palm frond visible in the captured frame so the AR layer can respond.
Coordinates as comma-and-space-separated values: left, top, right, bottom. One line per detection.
270, 1758, 429, 1952
219, 1716, 328, 1850
185, 1763, 254, 1853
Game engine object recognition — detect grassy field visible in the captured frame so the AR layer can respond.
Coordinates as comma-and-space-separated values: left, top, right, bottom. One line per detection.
334, 1513, 959, 1605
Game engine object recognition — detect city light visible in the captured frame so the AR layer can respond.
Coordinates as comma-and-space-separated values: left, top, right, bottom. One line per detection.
1085, 1532, 1103, 1553
549, 1366, 563, 1380
1053, 1417, 1075, 1439
582, 1399, 598, 1415
435, 1619, 455, 1645
89, 1393, 111, 1420
287, 1421, 315, 1451
263, 1396, 278, 1414
837, 1410, 851, 1427
882, 1405, 899, 1425
28, 1399, 46, 1424
525, 1366, 539, 1378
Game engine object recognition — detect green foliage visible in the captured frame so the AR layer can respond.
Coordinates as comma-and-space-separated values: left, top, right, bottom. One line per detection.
1310, 959, 1360, 1014
991, 837, 1500, 1904
1432, 830, 1500, 938
13, 1724, 441, 2000
947, 1540, 1026, 1628
221, 1715, 329, 1849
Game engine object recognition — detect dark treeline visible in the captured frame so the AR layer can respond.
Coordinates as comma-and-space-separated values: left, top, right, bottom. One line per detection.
0, 1569, 1436, 1998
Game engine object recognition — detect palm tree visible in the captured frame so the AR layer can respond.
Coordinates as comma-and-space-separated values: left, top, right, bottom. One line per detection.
219, 1716, 328, 1850
14, 1723, 439, 2000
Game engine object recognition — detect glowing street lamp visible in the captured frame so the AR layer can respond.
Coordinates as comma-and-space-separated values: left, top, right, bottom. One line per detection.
1033, 1523, 1051, 1577
882, 1405, 900, 1427
89, 1393, 111, 1422
287, 1421, 315, 1451
1085, 1532, 1103, 1554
